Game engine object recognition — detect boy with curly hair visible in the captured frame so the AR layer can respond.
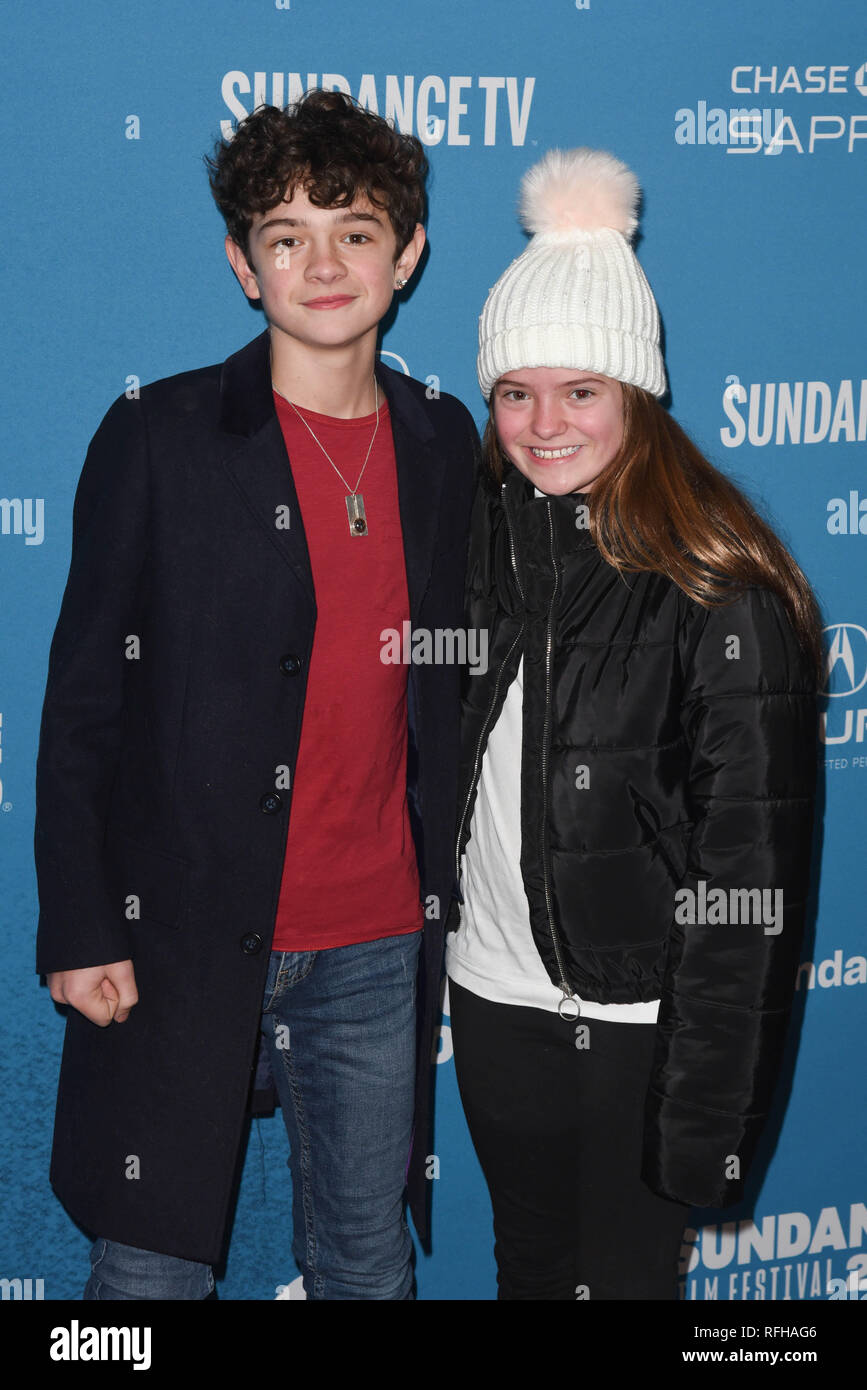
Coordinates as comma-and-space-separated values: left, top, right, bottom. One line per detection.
36, 90, 477, 1300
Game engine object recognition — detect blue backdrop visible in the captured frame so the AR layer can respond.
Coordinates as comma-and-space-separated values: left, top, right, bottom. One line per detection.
1, 0, 864, 1302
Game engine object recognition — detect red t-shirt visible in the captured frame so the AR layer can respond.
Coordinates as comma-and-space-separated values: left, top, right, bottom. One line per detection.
271, 391, 423, 950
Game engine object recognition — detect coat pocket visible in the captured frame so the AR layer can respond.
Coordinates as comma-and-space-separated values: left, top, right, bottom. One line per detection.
104, 829, 190, 929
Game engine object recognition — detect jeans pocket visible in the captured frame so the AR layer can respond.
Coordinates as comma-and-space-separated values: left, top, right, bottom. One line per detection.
261, 952, 286, 1013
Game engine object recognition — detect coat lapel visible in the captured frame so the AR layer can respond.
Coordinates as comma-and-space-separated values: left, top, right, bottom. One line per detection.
218, 330, 446, 620
219, 331, 315, 604
375, 360, 445, 623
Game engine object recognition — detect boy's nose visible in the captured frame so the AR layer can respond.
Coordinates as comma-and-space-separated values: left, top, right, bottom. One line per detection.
305, 245, 346, 281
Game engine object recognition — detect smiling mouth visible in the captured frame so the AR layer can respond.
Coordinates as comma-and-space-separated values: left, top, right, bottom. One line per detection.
527, 445, 582, 459
304, 295, 355, 309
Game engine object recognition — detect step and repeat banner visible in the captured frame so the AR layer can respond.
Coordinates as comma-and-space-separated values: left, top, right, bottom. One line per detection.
1, 0, 864, 1303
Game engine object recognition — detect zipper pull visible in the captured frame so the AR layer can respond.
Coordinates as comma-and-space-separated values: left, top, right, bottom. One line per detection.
557, 989, 581, 1021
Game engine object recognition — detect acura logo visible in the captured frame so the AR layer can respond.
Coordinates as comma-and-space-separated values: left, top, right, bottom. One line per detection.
822, 623, 867, 697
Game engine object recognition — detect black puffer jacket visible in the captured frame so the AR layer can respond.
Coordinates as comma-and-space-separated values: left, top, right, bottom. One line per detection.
454, 466, 818, 1207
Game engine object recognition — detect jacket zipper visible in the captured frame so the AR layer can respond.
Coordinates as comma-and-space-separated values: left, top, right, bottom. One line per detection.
542, 500, 581, 1021
504, 483, 524, 605
455, 486, 524, 885
456, 485, 580, 1021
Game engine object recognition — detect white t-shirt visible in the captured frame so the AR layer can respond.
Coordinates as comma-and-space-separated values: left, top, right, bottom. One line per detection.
447, 655, 660, 1022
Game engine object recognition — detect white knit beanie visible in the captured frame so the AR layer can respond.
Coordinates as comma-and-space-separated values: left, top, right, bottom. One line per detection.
477, 147, 666, 400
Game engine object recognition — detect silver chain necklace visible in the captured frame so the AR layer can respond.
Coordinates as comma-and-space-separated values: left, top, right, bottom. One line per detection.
274, 379, 379, 537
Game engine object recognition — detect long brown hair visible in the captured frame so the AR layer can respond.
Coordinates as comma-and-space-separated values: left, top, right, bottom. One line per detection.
482, 384, 823, 677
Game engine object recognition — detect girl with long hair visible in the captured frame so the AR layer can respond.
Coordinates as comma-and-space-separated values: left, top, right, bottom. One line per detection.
447, 148, 821, 1300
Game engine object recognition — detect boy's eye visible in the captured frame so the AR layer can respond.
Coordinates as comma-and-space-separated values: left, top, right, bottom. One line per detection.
274, 237, 298, 250
343, 232, 371, 244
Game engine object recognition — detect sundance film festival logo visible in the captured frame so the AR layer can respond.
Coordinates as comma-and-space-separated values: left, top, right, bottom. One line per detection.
796, 946, 867, 993
681, 1202, 867, 1301
821, 623, 867, 761
719, 376, 867, 449
221, 72, 535, 145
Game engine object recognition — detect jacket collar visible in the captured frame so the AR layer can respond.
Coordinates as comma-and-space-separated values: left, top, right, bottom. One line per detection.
501, 461, 595, 552
218, 328, 437, 444
502, 459, 591, 513
219, 329, 275, 437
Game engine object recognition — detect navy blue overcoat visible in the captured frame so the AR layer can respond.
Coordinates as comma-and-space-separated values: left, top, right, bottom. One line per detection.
35, 330, 478, 1263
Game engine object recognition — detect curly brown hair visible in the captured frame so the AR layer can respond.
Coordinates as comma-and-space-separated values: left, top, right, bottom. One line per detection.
205, 90, 428, 263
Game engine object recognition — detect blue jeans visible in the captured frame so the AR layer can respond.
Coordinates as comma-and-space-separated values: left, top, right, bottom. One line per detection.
84, 930, 422, 1301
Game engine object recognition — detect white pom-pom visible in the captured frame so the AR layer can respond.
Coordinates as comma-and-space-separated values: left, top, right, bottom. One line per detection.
518, 147, 640, 240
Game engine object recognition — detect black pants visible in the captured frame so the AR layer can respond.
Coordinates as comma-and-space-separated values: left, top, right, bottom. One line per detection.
449, 978, 689, 1300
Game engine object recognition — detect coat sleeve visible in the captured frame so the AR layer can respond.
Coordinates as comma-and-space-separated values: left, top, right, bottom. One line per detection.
35, 394, 150, 975
641, 585, 818, 1207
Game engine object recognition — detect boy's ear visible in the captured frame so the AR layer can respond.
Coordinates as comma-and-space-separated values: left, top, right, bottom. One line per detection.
225, 235, 261, 302
394, 223, 426, 287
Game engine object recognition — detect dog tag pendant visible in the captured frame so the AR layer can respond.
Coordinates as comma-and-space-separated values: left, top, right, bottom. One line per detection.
346, 493, 368, 537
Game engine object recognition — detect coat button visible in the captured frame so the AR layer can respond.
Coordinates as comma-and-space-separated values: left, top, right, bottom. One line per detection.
259, 793, 283, 814
280, 654, 302, 675
240, 933, 263, 955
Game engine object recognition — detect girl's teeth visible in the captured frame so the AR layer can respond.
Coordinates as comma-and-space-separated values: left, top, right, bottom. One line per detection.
529, 446, 579, 459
